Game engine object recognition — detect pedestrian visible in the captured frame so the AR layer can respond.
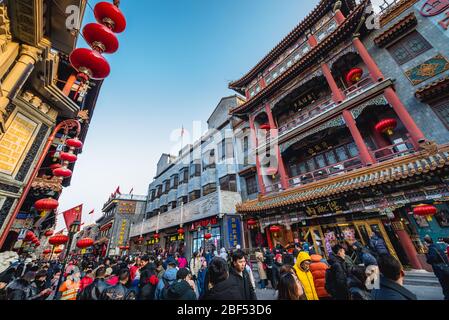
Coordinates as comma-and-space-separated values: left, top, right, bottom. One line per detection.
176, 253, 188, 269
309, 254, 330, 299
348, 266, 371, 300
154, 261, 178, 300
190, 251, 201, 281
155, 260, 165, 279
293, 251, 319, 300
138, 255, 158, 300
101, 269, 136, 300
354, 241, 378, 267
263, 247, 274, 288
277, 265, 306, 300
228, 250, 257, 300
325, 244, 349, 300
271, 254, 283, 291
5, 271, 36, 300
164, 268, 197, 300
371, 254, 417, 300
255, 248, 267, 289
423, 236, 449, 300
31, 270, 52, 300
77, 266, 109, 300
197, 260, 208, 299
219, 248, 228, 261
78, 267, 94, 293
369, 231, 389, 257
202, 257, 244, 300
59, 266, 81, 300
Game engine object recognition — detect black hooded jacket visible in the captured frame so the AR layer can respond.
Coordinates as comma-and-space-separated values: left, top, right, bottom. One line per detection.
228, 267, 257, 300
202, 277, 245, 300
165, 280, 196, 300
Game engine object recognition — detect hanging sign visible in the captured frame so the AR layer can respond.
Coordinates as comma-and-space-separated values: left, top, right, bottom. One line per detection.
227, 216, 242, 248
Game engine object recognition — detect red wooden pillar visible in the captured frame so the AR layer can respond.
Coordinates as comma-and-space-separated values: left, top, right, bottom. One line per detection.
335, 9, 346, 25
249, 116, 266, 194
266, 227, 273, 250
321, 62, 346, 103
342, 110, 376, 165
265, 104, 289, 190
393, 221, 423, 270
352, 37, 384, 82
384, 87, 426, 149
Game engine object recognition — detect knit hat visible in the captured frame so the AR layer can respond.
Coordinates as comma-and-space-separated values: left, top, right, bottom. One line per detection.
275, 254, 283, 261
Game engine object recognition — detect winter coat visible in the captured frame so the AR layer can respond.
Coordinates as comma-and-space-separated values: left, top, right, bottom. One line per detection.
190, 257, 201, 278
154, 267, 177, 300
347, 275, 371, 300
369, 235, 389, 256
165, 280, 196, 300
309, 254, 330, 298
229, 267, 257, 300
271, 262, 282, 290
255, 252, 267, 280
59, 278, 80, 300
101, 282, 136, 300
426, 243, 449, 266
264, 252, 274, 267
129, 265, 139, 281
177, 257, 188, 269
371, 275, 417, 300
197, 267, 207, 298
326, 255, 349, 300
202, 277, 245, 300
79, 275, 94, 292
293, 252, 319, 300
77, 278, 108, 300
6, 279, 35, 300
139, 262, 158, 300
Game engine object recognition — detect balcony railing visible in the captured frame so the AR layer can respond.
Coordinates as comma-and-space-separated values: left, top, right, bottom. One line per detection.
343, 76, 375, 100
372, 138, 415, 163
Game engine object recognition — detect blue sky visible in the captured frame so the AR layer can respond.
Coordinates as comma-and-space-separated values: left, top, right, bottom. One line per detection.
56, 0, 321, 230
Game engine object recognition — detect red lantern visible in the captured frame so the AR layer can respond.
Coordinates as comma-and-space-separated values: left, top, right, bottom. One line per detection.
204, 233, 212, 240
154, 233, 160, 240
49, 234, 69, 246
177, 228, 185, 235
54, 248, 63, 254
414, 204, 437, 221
270, 225, 281, 237
49, 163, 62, 170
260, 123, 271, 130
35, 242, 41, 247
375, 118, 398, 136
53, 167, 73, 178
77, 238, 94, 249
24, 231, 35, 242
43, 249, 51, 255
247, 219, 257, 229
34, 198, 59, 211
94, 2, 127, 33
44, 230, 54, 237
119, 246, 130, 250
346, 67, 364, 85
66, 138, 83, 149
70, 48, 111, 81
266, 167, 278, 179
60, 152, 78, 163
83, 23, 119, 54
32, 238, 39, 244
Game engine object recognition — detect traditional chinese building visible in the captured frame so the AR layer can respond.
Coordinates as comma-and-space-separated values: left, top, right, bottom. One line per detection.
96, 193, 147, 257
129, 96, 244, 259
230, 0, 449, 270
0, 0, 107, 252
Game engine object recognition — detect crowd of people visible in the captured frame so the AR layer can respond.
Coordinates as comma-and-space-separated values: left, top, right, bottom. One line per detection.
0, 234, 447, 301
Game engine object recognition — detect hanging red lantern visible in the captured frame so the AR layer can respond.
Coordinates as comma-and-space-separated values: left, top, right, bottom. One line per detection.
60, 152, 78, 163
70, 48, 111, 81
77, 238, 94, 249
247, 219, 257, 228
266, 167, 278, 179
154, 233, 160, 240
35, 242, 41, 247
177, 228, 185, 235
24, 231, 35, 242
270, 225, 281, 237
54, 248, 63, 254
413, 204, 437, 221
260, 123, 271, 130
119, 245, 130, 250
94, 2, 127, 33
43, 249, 52, 255
83, 23, 119, 54
53, 167, 73, 178
34, 198, 59, 211
66, 138, 83, 149
32, 237, 39, 244
49, 163, 62, 171
346, 67, 364, 85
204, 233, 212, 240
44, 230, 54, 237
49, 234, 69, 246
375, 118, 398, 136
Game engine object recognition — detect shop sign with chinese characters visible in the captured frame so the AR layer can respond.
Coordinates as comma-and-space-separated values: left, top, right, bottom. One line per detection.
420, 0, 449, 29
227, 216, 242, 248
305, 200, 344, 217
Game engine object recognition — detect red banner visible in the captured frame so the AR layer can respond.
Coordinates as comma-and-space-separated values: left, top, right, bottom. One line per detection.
63, 204, 83, 231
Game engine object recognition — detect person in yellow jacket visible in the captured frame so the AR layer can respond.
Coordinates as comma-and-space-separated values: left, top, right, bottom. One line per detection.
293, 251, 319, 300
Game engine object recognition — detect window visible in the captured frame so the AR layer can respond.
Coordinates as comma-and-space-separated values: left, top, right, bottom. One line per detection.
163, 180, 170, 194
156, 185, 162, 197
218, 139, 226, 161
177, 196, 188, 206
431, 100, 449, 129
243, 136, 249, 166
190, 162, 201, 178
245, 175, 258, 195
220, 174, 237, 192
179, 168, 189, 184
150, 190, 156, 201
170, 201, 177, 210
192, 226, 221, 254
160, 205, 168, 213
188, 190, 201, 202
202, 183, 217, 196
387, 31, 432, 65
170, 174, 179, 189
203, 149, 216, 170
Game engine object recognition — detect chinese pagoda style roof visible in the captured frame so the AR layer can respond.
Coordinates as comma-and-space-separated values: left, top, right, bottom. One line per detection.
415, 75, 449, 102
236, 144, 449, 213
379, 0, 419, 27
374, 12, 417, 47
228, 0, 357, 91
230, 1, 368, 115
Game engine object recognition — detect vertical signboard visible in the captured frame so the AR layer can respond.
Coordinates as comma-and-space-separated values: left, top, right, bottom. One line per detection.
227, 215, 242, 248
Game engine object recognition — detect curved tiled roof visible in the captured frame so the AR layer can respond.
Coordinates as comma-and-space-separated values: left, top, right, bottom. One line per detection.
374, 12, 417, 47
415, 75, 449, 102
229, 0, 356, 90
237, 146, 449, 213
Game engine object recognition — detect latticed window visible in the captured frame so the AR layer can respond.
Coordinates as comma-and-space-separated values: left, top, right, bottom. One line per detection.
431, 99, 449, 129
245, 175, 258, 195
387, 31, 432, 65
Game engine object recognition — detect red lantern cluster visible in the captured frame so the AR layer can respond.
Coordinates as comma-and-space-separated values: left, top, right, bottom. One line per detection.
24, 231, 36, 242
77, 238, 94, 249
49, 234, 69, 246
44, 230, 54, 237
43, 249, 52, 255
346, 67, 364, 85
375, 118, 398, 136
34, 198, 59, 211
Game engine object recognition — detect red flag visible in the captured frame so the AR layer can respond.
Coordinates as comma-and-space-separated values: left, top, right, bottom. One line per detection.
115, 186, 121, 195
88, 209, 94, 215
62, 204, 83, 231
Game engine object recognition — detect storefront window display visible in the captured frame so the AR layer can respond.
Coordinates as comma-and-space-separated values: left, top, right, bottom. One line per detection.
191, 226, 221, 254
